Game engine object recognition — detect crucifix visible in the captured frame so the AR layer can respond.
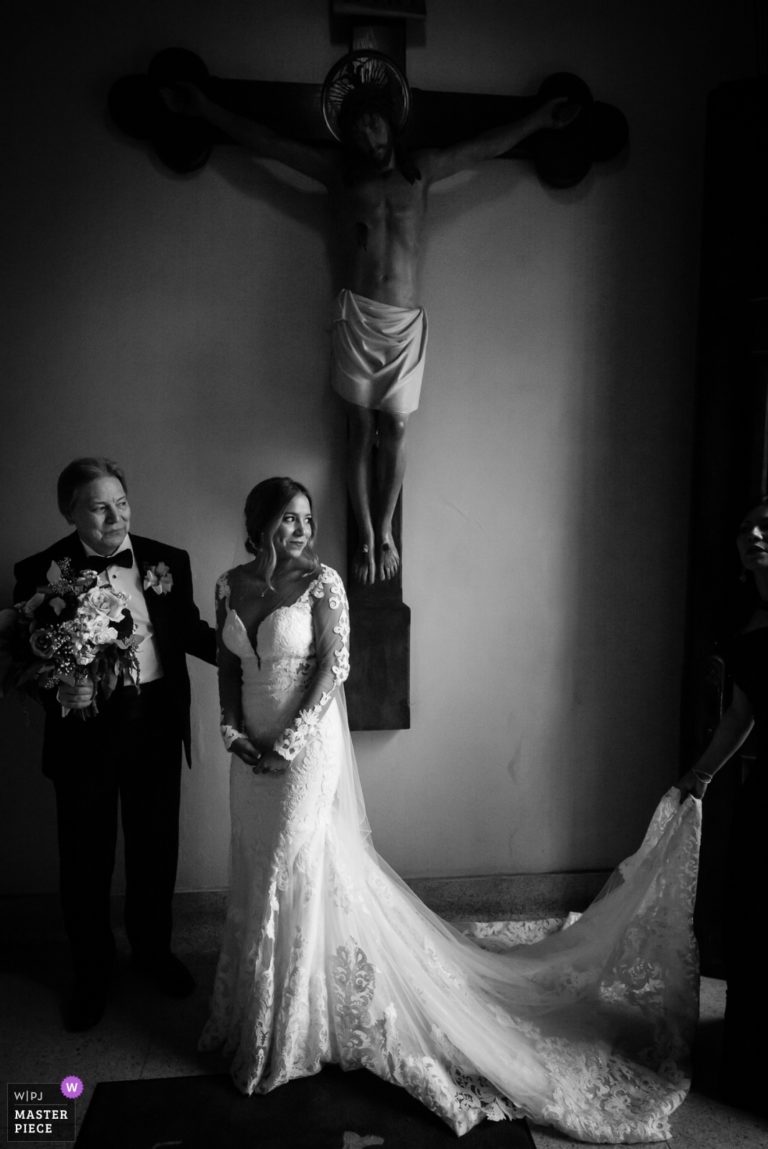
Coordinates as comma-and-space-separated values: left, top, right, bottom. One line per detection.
108, 4, 627, 732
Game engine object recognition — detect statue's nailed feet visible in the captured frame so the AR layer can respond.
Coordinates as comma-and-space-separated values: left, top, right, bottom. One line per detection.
378, 535, 400, 582
352, 540, 376, 585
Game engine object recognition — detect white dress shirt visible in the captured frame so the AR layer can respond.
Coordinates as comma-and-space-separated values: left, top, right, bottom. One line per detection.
80, 534, 163, 684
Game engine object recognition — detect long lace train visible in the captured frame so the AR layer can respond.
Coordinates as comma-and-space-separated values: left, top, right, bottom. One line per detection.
200, 565, 701, 1142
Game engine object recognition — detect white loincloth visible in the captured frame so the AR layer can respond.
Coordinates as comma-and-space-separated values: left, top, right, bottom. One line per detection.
331, 288, 428, 416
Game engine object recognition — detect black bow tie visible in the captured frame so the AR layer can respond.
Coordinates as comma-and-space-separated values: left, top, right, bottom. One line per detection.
81, 549, 133, 575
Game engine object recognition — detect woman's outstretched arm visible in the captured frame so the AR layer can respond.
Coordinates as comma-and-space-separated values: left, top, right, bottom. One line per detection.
677, 684, 754, 800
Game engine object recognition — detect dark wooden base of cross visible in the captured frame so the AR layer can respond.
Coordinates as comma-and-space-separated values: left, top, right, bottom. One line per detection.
344, 489, 410, 730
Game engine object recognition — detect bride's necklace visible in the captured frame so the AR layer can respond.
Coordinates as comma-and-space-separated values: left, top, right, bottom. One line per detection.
257, 566, 310, 599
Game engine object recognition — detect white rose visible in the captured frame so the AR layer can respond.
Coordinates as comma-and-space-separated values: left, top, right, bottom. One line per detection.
83, 586, 127, 622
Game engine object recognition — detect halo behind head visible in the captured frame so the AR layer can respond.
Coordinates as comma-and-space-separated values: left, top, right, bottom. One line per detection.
322, 50, 410, 143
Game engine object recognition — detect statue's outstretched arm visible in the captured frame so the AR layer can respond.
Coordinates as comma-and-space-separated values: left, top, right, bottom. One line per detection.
162, 82, 336, 187
422, 96, 579, 184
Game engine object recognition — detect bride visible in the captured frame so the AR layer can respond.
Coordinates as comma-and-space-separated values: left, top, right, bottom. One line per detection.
199, 476, 702, 1143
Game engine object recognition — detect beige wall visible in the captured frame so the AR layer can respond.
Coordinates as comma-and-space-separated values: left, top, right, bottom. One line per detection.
0, 0, 753, 894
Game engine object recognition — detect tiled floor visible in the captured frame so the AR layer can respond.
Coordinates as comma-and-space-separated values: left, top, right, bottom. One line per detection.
2, 894, 766, 1149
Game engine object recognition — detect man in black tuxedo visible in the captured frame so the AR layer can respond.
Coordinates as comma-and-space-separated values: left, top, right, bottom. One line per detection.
14, 456, 216, 1030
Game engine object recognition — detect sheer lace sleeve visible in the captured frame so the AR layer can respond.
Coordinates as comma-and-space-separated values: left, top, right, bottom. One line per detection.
216, 573, 246, 750
272, 565, 350, 761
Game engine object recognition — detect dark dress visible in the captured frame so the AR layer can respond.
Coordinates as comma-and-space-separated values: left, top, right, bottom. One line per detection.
721, 626, 768, 1110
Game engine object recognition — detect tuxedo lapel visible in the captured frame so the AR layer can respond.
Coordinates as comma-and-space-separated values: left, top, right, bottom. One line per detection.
50, 532, 88, 573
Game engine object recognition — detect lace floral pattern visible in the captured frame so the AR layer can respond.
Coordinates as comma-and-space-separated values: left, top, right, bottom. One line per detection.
272, 566, 350, 760
457, 917, 568, 949
202, 564, 702, 1142
329, 941, 519, 1136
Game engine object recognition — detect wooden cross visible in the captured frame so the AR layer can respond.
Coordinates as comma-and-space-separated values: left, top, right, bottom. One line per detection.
108, 9, 627, 733
108, 43, 627, 187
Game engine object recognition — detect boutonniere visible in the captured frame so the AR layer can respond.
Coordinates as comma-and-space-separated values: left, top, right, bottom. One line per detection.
143, 561, 173, 596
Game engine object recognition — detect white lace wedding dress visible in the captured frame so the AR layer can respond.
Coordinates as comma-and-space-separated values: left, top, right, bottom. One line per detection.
199, 563, 702, 1142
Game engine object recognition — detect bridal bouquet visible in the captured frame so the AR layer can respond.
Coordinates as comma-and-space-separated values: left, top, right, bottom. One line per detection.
0, 558, 142, 718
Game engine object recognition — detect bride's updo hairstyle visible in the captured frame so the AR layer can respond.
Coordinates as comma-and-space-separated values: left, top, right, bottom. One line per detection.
244, 477, 320, 589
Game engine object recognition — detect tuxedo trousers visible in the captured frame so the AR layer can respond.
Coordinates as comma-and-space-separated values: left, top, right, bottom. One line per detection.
51, 679, 182, 983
